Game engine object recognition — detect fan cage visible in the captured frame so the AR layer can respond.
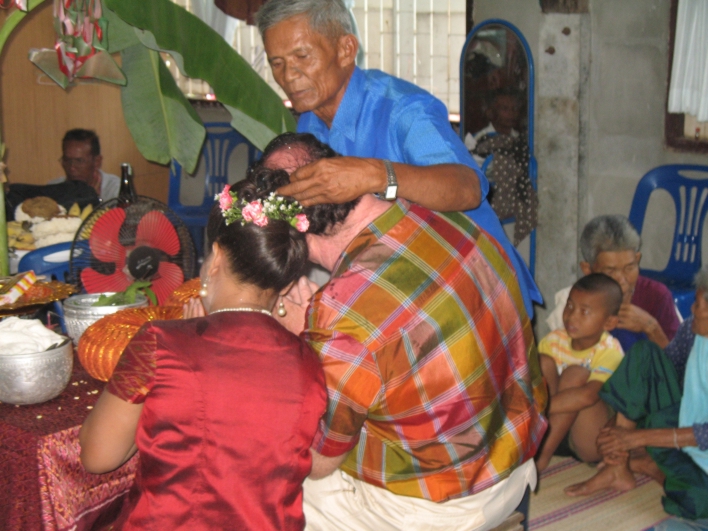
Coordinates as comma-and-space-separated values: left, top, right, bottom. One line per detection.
68, 196, 198, 299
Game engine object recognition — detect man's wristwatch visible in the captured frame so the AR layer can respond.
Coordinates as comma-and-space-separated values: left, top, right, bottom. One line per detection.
383, 159, 398, 200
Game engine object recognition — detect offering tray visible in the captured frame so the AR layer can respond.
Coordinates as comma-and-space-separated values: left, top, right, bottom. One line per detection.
0, 279, 76, 315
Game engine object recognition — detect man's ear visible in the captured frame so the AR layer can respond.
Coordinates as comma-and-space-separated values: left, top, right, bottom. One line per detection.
337, 33, 358, 67
636, 251, 642, 266
94, 154, 103, 170
604, 314, 619, 332
579, 261, 592, 276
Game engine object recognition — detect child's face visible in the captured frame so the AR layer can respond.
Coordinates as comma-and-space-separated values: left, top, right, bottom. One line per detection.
563, 289, 614, 350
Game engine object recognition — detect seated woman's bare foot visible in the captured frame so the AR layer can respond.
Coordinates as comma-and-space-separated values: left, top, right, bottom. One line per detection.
564, 464, 636, 497
629, 453, 665, 485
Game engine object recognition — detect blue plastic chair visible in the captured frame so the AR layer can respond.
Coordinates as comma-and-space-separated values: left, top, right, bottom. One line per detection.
167, 122, 258, 258
18, 241, 73, 282
628, 164, 708, 318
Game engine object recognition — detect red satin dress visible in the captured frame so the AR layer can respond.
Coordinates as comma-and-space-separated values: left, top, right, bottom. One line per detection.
106, 312, 327, 530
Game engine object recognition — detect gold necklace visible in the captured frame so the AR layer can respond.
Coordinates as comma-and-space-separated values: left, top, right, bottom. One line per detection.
210, 307, 272, 317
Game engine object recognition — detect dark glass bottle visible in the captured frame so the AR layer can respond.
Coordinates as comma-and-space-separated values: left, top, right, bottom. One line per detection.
118, 163, 137, 206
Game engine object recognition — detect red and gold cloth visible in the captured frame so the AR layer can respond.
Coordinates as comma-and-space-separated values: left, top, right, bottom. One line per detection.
78, 306, 182, 382
0, 360, 136, 531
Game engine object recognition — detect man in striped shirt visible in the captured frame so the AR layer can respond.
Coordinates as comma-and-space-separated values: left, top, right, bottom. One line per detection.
266, 133, 547, 531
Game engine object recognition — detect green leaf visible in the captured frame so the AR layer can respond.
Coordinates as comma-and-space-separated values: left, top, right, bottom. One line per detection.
103, 5, 141, 53
143, 286, 158, 306
104, 0, 296, 150
120, 44, 205, 171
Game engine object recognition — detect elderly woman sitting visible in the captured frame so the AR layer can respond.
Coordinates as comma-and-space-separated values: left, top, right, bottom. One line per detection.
565, 267, 708, 520
546, 215, 679, 351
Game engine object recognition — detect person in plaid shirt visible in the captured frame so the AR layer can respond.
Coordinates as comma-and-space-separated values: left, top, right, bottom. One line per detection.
259, 133, 548, 531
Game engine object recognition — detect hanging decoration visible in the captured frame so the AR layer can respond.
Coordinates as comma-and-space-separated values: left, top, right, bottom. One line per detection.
0, 1, 28, 10
29, 0, 125, 88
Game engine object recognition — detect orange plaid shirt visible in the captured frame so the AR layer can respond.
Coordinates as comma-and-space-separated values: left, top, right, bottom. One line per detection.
306, 201, 547, 502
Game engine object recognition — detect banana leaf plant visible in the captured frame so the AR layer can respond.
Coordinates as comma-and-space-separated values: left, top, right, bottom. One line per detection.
0, 0, 295, 276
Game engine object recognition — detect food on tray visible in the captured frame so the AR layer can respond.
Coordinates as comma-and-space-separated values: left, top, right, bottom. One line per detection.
19, 196, 61, 220
8, 197, 87, 251
0, 316, 65, 355
7, 221, 35, 250
31, 216, 82, 248
0, 271, 38, 305
80, 203, 93, 220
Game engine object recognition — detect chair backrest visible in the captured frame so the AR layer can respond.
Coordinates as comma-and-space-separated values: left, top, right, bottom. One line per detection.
628, 164, 708, 284
167, 122, 258, 218
17, 241, 73, 282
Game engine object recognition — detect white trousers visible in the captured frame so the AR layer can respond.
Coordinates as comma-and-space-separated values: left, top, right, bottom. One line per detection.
303, 460, 536, 531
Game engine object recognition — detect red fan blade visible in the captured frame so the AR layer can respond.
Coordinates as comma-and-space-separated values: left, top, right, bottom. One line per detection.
151, 262, 185, 305
135, 211, 181, 256
81, 267, 132, 294
89, 208, 127, 267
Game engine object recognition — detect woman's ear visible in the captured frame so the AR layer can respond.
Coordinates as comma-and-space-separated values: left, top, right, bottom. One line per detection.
207, 243, 224, 278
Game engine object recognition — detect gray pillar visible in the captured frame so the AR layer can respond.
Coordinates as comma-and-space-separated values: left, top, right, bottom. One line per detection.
535, 14, 584, 336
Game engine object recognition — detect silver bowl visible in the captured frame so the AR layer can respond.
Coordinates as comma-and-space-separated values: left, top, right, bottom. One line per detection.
63, 292, 149, 345
0, 338, 73, 405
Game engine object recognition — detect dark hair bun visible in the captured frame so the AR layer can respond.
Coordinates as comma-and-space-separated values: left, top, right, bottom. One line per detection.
205, 173, 308, 292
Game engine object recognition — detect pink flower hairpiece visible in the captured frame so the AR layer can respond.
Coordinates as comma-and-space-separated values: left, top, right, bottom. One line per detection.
215, 187, 309, 232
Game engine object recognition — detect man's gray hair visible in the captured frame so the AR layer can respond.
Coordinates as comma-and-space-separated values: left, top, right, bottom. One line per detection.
256, 0, 353, 39
695, 267, 708, 298
580, 215, 641, 265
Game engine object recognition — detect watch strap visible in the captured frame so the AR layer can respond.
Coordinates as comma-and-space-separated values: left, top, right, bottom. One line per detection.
383, 159, 398, 200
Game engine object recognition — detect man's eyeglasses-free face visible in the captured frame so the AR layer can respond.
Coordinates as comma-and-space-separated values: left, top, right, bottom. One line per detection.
59, 156, 94, 167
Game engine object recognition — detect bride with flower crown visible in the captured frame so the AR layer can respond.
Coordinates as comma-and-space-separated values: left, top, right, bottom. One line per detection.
78, 168, 326, 531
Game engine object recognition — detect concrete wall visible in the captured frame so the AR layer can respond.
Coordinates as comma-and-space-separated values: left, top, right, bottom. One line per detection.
473, 0, 708, 335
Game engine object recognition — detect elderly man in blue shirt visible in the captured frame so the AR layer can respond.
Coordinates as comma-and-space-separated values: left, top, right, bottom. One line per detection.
255, 0, 541, 315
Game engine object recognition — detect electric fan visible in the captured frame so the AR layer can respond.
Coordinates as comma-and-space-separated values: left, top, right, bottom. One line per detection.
68, 196, 198, 305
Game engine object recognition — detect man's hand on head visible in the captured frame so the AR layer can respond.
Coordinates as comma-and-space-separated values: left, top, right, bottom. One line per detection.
277, 157, 385, 206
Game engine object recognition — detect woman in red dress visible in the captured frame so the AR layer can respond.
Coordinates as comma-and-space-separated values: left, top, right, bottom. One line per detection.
79, 170, 326, 530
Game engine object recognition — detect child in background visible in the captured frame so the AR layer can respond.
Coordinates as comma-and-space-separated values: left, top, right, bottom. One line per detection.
535, 273, 624, 472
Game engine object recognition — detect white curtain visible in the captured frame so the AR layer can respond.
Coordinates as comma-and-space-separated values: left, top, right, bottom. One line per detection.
668, 0, 708, 121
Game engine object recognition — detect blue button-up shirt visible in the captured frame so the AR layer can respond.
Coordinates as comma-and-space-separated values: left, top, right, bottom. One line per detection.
298, 66, 542, 314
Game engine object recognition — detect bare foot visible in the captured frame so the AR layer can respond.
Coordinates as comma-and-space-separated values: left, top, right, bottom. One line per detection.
564, 464, 636, 497
629, 453, 665, 485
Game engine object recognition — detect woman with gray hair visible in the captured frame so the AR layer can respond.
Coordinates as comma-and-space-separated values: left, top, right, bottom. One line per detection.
565, 267, 708, 520
546, 214, 679, 351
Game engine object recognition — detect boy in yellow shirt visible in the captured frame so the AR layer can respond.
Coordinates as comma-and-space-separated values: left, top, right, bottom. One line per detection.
536, 273, 624, 471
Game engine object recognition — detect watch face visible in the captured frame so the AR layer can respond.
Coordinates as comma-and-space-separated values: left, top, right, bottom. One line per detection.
385, 185, 398, 200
